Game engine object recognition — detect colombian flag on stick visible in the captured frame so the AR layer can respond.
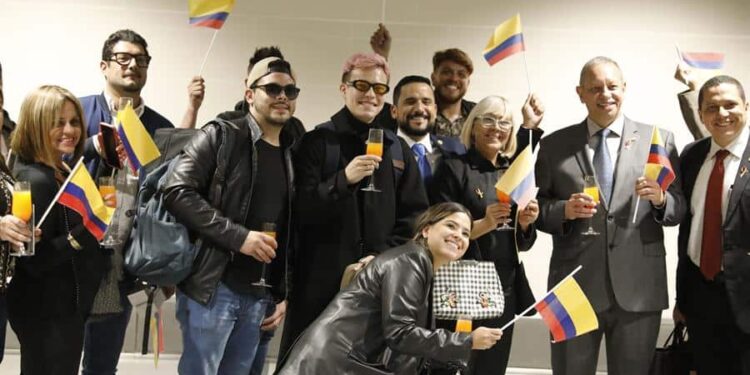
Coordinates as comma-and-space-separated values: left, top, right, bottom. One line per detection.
681, 51, 724, 70
644, 127, 676, 191
495, 144, 537, 210
117, 104, 161, 174
189, 0, 235, 29
57, 160, 114, 241
534, 267, 598, 342
483, 14, 525, 66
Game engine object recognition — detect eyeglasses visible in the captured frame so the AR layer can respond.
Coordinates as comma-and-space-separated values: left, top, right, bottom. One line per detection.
476, 115, 513, 130
347, 80, 390, 95
251, 83, 300, 100
108, 52, 152, 68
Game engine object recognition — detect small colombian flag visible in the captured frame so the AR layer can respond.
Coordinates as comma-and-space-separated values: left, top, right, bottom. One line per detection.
495, 144, 537, 210
534, 275, 598, 343
117, 104, 161, 174
681, 51, 725, 70
58, 161, 114, 241
644, 127, 676, 191
483, 14, 525, 66
188, 0, 236, 29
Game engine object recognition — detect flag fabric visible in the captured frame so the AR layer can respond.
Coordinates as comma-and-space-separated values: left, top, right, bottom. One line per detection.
117, 104, 161, 174
58, 162, 114, 241
495, 144, 537, 209
188, 0, 235, 29
483, 14, 525, 66
681, 51, 725, 70
644, 127, 676, 191
534, 276, 598, 343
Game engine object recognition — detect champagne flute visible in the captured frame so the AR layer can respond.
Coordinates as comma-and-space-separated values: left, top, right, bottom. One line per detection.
581, 175, 600, 236
11, 181, 34, 256
252, 222, 276, 288
495, 189, 513, 231
361, 128, 383, 192
99, 176, 121, 247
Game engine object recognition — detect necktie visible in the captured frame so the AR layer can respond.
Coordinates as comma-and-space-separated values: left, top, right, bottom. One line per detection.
700, 149, 730, 280
411, 143, 432, 182
593, 128, 613, 204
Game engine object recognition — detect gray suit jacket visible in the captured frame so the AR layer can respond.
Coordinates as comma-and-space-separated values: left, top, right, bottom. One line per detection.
535, 117, 686, 313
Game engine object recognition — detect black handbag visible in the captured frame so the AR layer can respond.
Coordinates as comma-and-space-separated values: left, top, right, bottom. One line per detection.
649, 323, 693, 375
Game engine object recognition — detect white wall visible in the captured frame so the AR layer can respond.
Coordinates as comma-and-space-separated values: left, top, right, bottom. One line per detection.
2, 0, 749, 319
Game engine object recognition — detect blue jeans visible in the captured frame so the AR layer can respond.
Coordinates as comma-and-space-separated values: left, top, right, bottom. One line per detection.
176, 283, 271, 375
82, 290, 133, 375
249, 303, 276, 375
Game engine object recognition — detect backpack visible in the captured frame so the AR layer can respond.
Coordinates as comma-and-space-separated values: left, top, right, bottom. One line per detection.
124, 119, 236, 286
316, 121, 404, 187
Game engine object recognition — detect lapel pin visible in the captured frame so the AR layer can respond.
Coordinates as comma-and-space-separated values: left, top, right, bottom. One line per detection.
623, 136, 638, 150
740, 165, 748, 178
475, 188, 484, 199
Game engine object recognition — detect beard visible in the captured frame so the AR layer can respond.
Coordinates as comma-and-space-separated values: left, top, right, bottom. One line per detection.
398, 113, 434, 138
435, 85, 464, 105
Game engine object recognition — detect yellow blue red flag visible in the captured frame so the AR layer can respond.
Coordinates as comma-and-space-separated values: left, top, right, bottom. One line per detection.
117, 104, 161, 174
188, 0, 235, 29
58, 162, 114, 241
534, 275, 598, 343
484, 14, 525, 66
644, 127, 676, 191
681, 51, 724, 70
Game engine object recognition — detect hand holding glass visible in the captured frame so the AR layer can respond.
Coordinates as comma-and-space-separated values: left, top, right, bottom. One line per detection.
581, 176, 600, 236
495, 189, 513, 231
361, 129, 383, 192
252, 222, 276, 288
11, 181, 35, 256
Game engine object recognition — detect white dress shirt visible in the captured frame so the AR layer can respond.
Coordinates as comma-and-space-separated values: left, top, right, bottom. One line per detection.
586, 115, 624, 171
397, 129, 433, 161
687, 125, 750, 267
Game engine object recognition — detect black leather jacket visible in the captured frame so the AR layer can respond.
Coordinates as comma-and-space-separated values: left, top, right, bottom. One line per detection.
163, 115, 297, 305
276, 242, 472, 375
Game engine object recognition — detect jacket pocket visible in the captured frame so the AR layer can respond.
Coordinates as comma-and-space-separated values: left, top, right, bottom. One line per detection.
347, 351, 395, 375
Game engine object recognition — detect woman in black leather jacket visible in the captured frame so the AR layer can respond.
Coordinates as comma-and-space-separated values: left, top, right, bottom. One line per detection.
276, 202, 503, 375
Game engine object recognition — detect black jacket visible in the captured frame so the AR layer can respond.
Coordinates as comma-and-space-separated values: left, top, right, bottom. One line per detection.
162, 115, 297, 305
281, 107, 429, 357
277, 242, 472, 375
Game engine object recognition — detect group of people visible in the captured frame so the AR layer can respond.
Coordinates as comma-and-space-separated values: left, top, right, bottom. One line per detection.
0, 22, 746, 375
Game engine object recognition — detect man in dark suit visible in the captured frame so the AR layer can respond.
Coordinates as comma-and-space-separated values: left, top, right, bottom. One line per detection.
675, 75, 750, 374
535, 56, 686, 374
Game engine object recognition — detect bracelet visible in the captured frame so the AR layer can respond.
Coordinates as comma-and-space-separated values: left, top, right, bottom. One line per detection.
67, 233, 82, 251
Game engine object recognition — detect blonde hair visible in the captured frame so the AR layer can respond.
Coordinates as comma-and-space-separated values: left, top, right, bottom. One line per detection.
11, 85, 85, 173
459, 95, 517, 159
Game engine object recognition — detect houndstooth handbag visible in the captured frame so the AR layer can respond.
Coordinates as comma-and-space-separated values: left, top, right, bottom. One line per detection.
433, 260, 504, 320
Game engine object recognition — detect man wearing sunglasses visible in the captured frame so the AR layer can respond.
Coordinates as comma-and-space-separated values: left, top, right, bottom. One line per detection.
282, 52, 429, 358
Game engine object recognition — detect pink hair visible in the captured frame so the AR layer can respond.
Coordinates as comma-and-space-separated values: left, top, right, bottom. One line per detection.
341, 52, 390, 82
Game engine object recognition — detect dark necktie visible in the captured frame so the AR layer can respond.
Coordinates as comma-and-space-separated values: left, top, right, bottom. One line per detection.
593, 128, 613, 204
700, 149, 730, 280
411, 143, 432, 183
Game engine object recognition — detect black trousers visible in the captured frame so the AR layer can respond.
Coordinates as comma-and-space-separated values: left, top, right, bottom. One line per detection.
9, 314, 86, 375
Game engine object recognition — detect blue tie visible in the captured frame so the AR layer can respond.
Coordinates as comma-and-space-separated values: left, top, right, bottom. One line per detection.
593, 128, 613, 204
411, 143, 432, 182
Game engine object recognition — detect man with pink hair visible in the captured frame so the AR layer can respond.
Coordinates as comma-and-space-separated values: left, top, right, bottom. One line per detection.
281, 52, 428, 358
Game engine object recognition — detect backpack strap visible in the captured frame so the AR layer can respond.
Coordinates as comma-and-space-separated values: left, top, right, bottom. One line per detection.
205, 118, 239, 206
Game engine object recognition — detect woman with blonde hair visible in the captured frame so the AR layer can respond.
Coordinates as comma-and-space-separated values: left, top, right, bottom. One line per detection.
7, 85, 108, 375
430, 95, 542, 375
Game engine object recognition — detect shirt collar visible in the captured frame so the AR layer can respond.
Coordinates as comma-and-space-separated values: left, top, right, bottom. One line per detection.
103, 91, 145, 118
709, 123, 749, 160
586, 115, 624, 138
397, 128, 432, 154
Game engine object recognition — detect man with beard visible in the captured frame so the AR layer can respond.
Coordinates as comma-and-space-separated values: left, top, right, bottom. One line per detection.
163, 57, 298, 374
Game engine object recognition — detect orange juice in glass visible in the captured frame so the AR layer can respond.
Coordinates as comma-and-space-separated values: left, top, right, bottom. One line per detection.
253, 222, 277, 288
362, 128, 384, 192
98, 177, 116, 207
456, 314, 472, 333
583, 186, 600, 205
581, 176, 600, 236
366, 142, 383, 158
12, 182, 32, 222
495, 188, 513, 231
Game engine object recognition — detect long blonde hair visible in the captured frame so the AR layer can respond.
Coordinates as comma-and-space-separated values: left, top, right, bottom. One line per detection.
11, 85, 85, 173
459, 95, 517, 159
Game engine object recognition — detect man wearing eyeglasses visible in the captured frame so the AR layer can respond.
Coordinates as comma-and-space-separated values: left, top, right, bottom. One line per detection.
163, 56, 298, 374
281, 52, 429, 359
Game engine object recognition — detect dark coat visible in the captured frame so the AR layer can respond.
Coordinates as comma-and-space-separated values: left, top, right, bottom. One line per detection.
281, 107, 429, 357
276, 242, 472, 375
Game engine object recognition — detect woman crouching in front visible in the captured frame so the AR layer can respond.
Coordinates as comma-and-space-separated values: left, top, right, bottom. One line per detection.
276, 202, 503, 375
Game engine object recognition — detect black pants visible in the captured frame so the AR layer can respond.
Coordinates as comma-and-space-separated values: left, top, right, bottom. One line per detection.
9, 314, 86, 375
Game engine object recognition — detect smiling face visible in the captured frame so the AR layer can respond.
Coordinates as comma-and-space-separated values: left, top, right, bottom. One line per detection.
393, 82, 437, 139
422, 212, 471, 266
471, 111, 512, 158
49, 100, 83, 157
341, 67, 387, 124
576, 62, 626, 127
431, 60, 470, 106
699, 82, 748, 147
100, 41, 148, 96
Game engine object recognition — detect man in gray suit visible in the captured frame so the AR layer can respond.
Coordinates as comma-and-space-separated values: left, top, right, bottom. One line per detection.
535, 56, 686, 375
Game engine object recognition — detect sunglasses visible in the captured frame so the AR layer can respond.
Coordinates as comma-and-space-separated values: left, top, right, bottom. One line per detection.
251, 83, 300, 100
347, 80, 390, 95
108, 52, 152, 68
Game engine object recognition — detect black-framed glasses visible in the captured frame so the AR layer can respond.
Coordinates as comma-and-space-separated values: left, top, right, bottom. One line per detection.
347, 80, 390, 95
476, 115, 513, 130
251, 83, 300, 100
107, 52, 152, 68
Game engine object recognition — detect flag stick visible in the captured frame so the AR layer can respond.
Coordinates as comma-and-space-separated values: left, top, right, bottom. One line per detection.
529, 128, 533, 151
37, 157, 84, 228
674, 44, 683, 62
500, 265, 583, 331
381, 0, 387, 23
522, 49, 532, 93
632, 196, 641, 224
198, 29, 220, 76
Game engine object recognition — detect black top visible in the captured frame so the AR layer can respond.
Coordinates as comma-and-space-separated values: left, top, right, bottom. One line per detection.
223, 139, 288, 295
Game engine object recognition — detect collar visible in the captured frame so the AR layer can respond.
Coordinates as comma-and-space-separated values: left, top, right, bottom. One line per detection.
245, 113, 263, 143
709, 124, 749, 160
586, 115, 624, 138
397, 128, 432, 154
103, 91, 145, 118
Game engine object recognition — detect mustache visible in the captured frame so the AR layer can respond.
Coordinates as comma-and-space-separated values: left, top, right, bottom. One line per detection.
406, 112, 430, 121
